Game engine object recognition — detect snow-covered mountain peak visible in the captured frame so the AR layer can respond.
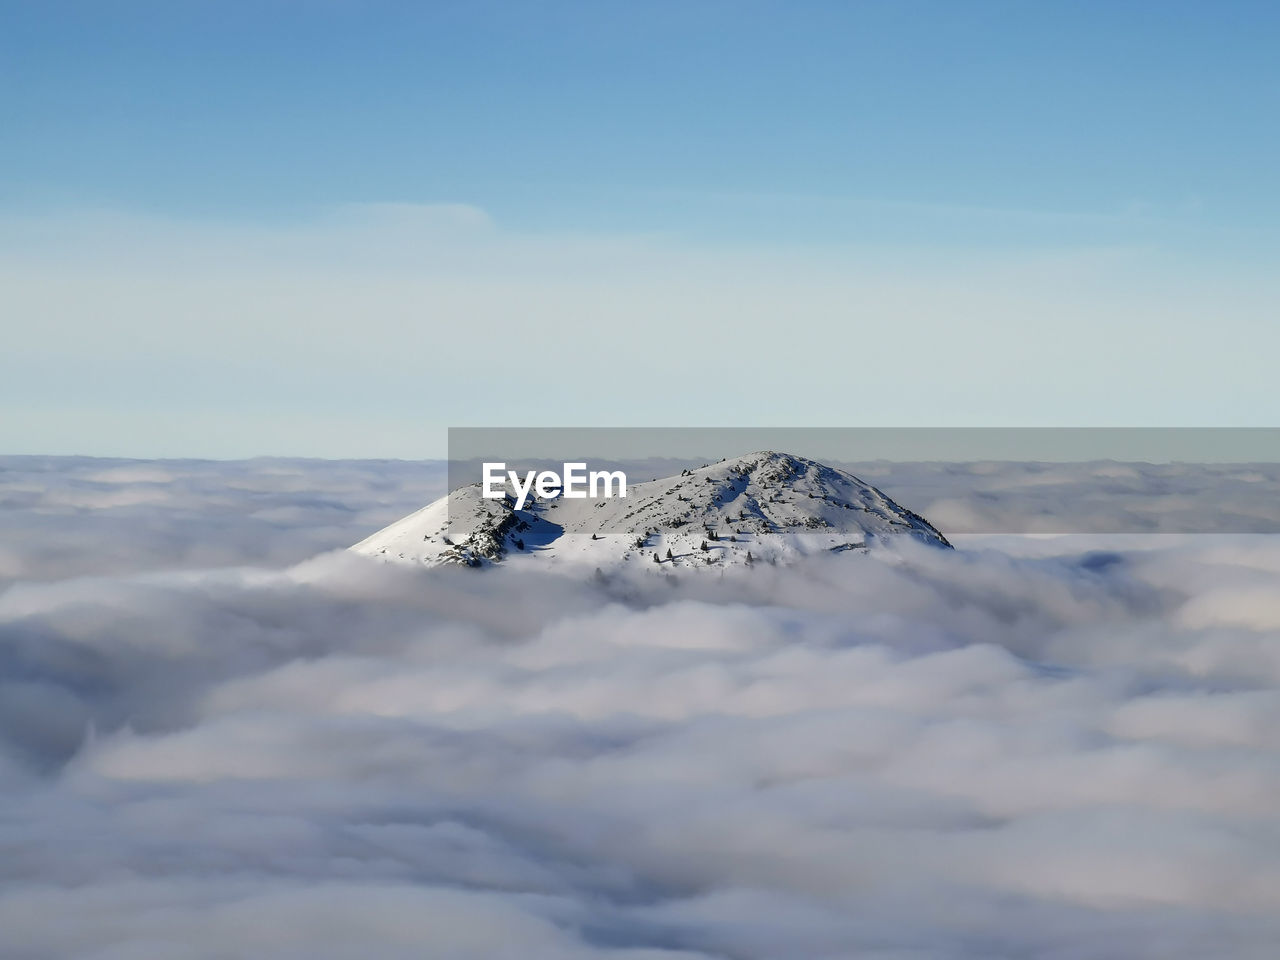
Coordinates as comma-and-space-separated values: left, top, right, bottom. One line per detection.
351, 451, 950, 570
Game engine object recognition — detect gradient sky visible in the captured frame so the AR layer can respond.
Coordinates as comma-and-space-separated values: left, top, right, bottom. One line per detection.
3, 1, 1278, 457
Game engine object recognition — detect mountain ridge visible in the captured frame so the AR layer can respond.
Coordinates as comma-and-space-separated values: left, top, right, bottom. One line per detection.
351, 451, 950, 570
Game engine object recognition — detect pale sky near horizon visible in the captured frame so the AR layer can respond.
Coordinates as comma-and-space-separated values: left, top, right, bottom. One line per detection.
3, 1, 1278, 458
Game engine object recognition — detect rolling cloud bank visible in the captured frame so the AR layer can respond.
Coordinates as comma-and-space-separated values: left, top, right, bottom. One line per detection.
2, 457, 1279, 958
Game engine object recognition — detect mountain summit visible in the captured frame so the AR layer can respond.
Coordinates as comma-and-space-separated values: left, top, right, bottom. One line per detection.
351, 451, 950, 569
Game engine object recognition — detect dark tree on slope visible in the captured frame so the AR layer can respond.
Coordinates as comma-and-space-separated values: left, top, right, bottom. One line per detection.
666, 549, 673, 560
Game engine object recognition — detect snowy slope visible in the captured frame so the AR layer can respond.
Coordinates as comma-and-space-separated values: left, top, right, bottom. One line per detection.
351, 451, 951, 570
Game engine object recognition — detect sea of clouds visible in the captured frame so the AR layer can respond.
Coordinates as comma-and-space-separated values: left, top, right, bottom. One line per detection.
2, 456, 1279, 959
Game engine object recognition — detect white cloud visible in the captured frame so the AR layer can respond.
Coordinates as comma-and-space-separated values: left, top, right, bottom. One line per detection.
2, 459, 1280, 956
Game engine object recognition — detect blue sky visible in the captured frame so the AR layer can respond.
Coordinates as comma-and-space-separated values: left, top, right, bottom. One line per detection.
2, 1, 1278, 457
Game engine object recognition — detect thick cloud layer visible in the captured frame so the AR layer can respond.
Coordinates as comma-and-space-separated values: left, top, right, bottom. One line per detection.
845, 459, 1280, 533
2, 458, 1279, 958
0, 456, 445, 584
